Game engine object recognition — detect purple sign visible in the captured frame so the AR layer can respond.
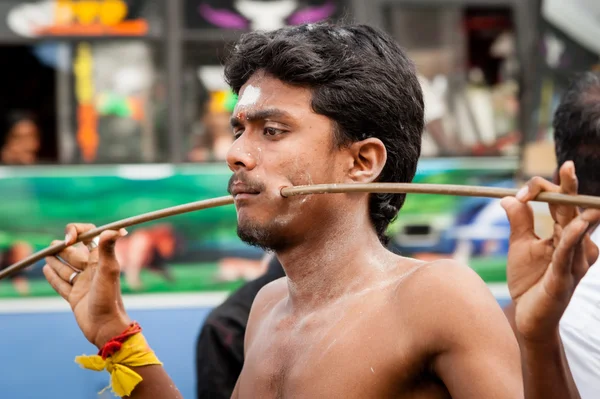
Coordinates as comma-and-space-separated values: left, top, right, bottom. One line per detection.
186, 0, 341, 31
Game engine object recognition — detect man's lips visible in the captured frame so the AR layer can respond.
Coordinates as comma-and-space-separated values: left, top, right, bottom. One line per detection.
230, 184, 261, 198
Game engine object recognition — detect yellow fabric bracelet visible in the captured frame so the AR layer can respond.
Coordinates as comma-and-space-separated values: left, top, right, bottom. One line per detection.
75, 333, 163, 397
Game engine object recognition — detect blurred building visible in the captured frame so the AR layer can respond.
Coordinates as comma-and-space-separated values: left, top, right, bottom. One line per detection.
0, 0, 561, 167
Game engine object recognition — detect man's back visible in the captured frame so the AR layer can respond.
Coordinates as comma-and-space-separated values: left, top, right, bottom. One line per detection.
234, 256, 521, 398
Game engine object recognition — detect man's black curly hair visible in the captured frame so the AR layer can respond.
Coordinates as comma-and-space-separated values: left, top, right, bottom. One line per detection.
224, 22, 424, 244
553, 71, 600, 197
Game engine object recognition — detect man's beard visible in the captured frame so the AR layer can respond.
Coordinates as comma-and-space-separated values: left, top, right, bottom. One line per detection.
237, 220, 289, 252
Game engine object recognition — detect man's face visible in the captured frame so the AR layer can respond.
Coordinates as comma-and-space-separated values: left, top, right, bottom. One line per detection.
226, 72, 348, 250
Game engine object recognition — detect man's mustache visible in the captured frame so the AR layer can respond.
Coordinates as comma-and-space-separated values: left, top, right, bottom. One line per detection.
227, 173, 266, 195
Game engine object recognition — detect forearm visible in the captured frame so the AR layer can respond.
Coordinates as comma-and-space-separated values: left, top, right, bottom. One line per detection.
521, 333, 580, 399
93, 322, 183, 399
125, 365, 183, 399
503, 303, 580, 398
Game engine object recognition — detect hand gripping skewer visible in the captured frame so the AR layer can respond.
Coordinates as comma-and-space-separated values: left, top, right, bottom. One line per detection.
1, 183, 599, 281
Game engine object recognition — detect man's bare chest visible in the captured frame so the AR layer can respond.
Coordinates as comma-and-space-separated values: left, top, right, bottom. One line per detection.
236, 300, 447, 398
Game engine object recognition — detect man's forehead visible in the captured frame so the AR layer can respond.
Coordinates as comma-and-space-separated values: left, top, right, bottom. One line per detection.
234, 76, 312, 115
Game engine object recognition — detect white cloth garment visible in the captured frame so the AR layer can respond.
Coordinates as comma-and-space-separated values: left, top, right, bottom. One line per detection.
560, 226, 600, 398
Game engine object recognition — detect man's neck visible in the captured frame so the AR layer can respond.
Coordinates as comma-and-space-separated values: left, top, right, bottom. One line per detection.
275, 213, 396, 313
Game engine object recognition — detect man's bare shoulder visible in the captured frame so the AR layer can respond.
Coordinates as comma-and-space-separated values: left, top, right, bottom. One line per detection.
252, 276, 288, 315
392, 257, 516, 350
393, 257, 497, 303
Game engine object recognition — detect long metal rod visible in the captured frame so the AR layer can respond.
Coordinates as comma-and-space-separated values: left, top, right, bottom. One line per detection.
2, 183, 599, 281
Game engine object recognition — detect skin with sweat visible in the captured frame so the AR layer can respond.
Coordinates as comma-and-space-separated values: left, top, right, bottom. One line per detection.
226, 72, 522, 398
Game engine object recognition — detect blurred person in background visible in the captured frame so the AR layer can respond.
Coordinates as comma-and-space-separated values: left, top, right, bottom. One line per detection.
0, 110, 40, 165
189, 91, 236, 162
503, 71, 600, 399
114, 224, 178, 291
0, 111, 41, 295
196, 253, 285, 399
0, 241, 33, 295
419, 74, 469, 157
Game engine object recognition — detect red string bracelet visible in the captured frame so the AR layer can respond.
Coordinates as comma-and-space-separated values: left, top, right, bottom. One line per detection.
98, 322, 143, 360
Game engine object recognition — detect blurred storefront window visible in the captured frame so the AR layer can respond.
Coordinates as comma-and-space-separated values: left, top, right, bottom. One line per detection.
0, 0, 544, 166
70, 39, 167, 163
0, 0, 167, 164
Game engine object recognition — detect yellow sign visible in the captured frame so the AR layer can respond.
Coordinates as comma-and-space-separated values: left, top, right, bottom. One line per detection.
42, 0, 148, 36
74, 42, 99, 162
56, 0, 128, 26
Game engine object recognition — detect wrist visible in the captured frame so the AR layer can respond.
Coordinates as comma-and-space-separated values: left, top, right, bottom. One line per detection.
93, 316, 133, 350
520, 328, 562, 354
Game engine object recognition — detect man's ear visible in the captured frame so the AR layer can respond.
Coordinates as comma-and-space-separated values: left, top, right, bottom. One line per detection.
346, 138, 387, 183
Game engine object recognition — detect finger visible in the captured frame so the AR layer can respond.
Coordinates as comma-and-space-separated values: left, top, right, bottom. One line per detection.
558, 161, 578, 196
553, 223, 562, 249
553, 161, 580, 226
43, 264, 72, 300
569, 214, 599, 281
516, 176, 559, 202
585, 233, 600, 267
97, 230, 126, 290
572, 236, 589, 283
500, 196, 537, 242
52, 240, 89, 271
46, 255, 81, 283
552, 218, 590, 277
516, 174, 578, 228
581, 209, 600, 226
582, 211, 600, 266
64, 223, 97, 246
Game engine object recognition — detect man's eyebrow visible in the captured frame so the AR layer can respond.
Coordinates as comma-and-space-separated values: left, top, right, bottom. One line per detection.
230, 108, 292, 127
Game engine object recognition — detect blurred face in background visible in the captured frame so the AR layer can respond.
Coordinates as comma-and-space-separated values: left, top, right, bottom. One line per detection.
1, 119, 40, 165
204, 110, 234, 160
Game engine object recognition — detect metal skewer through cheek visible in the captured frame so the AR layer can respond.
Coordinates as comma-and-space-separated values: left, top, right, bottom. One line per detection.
1, 183, 599, 281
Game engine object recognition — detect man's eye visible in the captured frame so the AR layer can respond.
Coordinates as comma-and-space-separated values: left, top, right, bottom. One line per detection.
264, 127, 284, 136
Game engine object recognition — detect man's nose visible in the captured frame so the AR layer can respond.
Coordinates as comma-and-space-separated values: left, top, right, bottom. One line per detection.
226, 134, 258, 172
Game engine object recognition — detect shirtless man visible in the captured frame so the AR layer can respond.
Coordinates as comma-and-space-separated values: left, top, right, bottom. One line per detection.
41, 23, 597, 398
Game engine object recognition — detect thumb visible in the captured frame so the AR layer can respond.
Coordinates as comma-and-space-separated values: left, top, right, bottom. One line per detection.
97, 229, 126, 280
500, 196, 536, 242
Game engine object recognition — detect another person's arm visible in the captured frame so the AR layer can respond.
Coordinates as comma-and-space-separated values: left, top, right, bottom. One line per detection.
500, 162, 600, 399
195, 314, 245, 399
503, 302, 580, 399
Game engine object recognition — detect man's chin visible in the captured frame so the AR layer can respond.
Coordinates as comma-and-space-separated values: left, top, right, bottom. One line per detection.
237, 222, 287, 252
237, 226, 271, 251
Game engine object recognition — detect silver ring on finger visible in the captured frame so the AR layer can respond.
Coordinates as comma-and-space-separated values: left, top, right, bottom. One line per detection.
55, 255, 80, 272
86, 236, 99, 251
69, 271, 80, 284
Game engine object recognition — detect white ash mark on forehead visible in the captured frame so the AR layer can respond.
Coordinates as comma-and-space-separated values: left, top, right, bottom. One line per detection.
238, 85, 262, 107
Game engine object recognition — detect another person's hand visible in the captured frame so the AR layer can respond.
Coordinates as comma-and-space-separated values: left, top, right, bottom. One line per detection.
43, 223, 132, 349
501, 161, 600, 343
